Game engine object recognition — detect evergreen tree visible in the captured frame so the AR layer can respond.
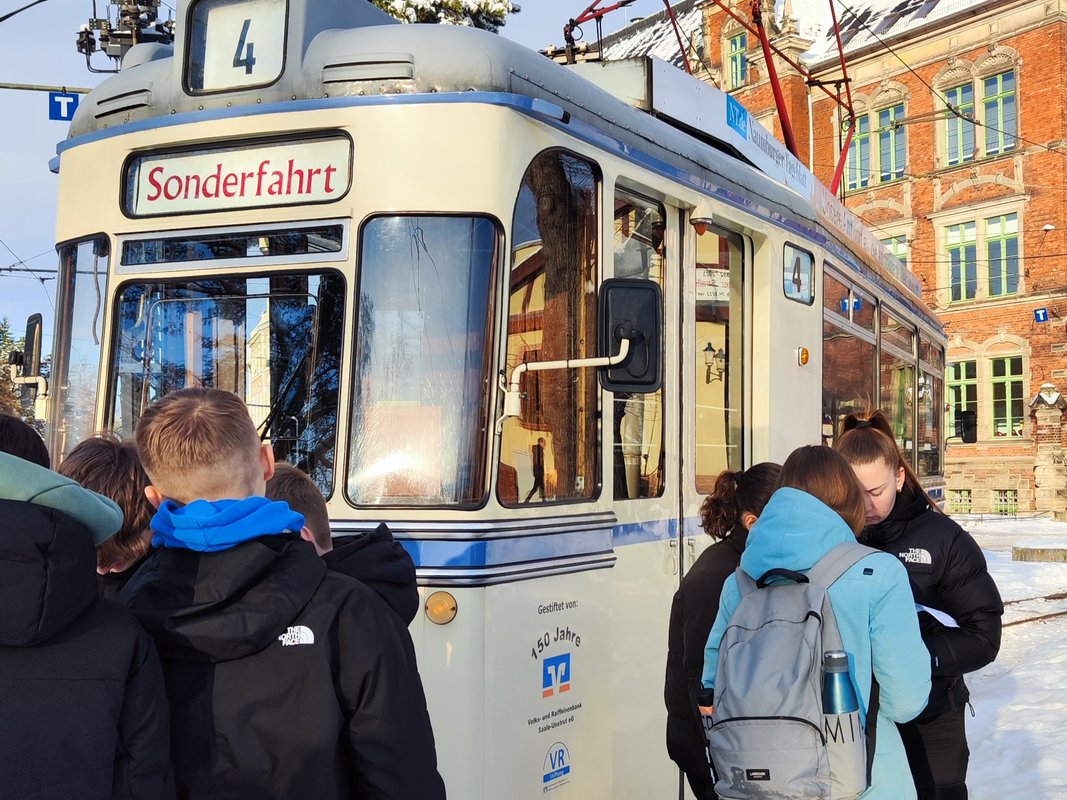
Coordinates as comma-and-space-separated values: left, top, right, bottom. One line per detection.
0, 318, 28, 418
373, 0, 519, 33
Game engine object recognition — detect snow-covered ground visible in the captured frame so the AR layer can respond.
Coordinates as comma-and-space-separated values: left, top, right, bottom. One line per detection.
960, 515, 1067, 799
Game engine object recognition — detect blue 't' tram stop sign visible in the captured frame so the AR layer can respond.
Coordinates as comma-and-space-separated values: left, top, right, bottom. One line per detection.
1035, 308, 1050, 323
48, 92, 80, 121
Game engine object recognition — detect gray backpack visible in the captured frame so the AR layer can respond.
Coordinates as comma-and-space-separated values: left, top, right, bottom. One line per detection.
706, 541, 878, 800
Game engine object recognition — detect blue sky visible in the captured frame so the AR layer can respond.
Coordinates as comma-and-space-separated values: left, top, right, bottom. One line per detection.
0, 0, 665, 347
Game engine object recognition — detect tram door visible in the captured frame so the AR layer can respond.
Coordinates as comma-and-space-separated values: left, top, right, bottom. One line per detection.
607, 185, 681, 796
677, 218, 746, 799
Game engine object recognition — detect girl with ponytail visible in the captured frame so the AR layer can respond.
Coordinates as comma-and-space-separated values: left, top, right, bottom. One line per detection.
835, 411, 1003, 800
664, 463, 780, 800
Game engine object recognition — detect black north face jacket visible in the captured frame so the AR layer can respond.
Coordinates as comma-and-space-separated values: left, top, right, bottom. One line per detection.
325, 523, 419, 625
863, 486, 1003, 718
0, 499, 173, 800
119, 533, 445, 800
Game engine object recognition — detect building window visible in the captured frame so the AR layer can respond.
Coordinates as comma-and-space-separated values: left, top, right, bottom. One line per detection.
948, 489, 972, 513
727, 34, 747, 89
846, 116, 871, 190
944, 83, 975, 166
881, 235, 908, 270
983, 71, 1017, 156
991, 356, 1024, 438
941, 69, 1017, 165
947, 222, 977, 302
947, 360, 977, 437
944, 213, 1022, 303
877, 104, 906, 181
992, 488, 1019, 515
986, 214, 1019, 297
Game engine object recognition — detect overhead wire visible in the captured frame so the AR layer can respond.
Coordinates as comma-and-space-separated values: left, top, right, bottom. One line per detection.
0, 238, 55, 309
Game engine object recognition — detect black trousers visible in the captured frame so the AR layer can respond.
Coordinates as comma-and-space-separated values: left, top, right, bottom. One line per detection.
898, 705, 969, 800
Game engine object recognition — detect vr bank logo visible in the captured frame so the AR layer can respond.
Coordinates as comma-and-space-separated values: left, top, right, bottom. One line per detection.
726, 95, 749, 138
542, 653, 571, 698
542, 742, 571, 790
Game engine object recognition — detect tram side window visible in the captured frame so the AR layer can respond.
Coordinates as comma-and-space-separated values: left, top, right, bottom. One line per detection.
108, 273, 343, 493
52, 238, 110, 460
348, 216, 499, 507
880, 308, 916, 466
693, 224, 744, 493
822, 268, 876, 444
499, 150, 599, 506
613, 187, 665, 500
918, 337, 945, 478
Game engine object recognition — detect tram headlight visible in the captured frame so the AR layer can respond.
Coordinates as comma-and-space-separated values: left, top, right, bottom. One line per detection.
425, 591, 458, 625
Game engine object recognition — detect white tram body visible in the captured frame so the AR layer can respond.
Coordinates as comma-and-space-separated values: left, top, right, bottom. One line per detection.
44, 2, 945, 797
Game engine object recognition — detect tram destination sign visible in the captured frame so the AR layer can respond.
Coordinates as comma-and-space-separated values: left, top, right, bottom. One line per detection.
124, 136, 352, 216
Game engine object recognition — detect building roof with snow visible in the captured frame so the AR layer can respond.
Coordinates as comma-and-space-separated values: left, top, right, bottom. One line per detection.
600, 0, 705, 69
596, 0, 1004, 70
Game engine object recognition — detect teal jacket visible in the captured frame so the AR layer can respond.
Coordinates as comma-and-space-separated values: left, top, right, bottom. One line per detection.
702, 487, 931, 800
0, 452, 122, 545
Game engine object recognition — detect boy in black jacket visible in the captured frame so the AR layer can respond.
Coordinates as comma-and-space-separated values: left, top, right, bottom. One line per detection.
266, 462, 419, 624
120, 388, 445, 800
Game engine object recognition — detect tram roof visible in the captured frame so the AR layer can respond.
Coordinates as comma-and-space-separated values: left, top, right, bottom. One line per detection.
66, 5, 936, 331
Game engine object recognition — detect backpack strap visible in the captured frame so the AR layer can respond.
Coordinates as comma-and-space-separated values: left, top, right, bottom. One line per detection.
866, 676, 880, 783
734, 566, 757, 597
805, 541, 879, 590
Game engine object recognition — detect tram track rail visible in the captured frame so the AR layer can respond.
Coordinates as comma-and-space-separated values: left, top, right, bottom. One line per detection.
1002, 590, 1067, 628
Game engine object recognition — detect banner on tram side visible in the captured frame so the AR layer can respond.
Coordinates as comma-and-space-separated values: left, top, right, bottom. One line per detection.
124, 135, 353, 216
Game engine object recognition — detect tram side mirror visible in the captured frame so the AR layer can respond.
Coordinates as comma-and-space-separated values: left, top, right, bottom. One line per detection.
10, 313, 44, 409
22, 314, 42, 379
598, 278, 662, 393
956, 410, 977, 444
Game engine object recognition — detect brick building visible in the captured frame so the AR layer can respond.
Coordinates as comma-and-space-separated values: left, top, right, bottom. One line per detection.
592, 0, 1067, 516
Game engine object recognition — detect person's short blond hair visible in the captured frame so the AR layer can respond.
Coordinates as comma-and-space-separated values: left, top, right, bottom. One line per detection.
266, 463, 331, 551
135, 388, 263, 502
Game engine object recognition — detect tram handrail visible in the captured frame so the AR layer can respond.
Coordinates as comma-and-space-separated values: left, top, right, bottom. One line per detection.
500, 336, 632, 422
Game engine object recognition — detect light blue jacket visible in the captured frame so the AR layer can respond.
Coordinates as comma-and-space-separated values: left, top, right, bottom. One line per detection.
0, 451, 122, 545
702, 487, 931, 800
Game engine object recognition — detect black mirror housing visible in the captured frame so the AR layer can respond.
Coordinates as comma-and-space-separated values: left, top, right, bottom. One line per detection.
956, 410, 977, 443
598, 278, 662, 393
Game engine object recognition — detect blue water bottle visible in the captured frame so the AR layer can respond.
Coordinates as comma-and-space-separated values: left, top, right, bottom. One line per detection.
823, 650, 858, 714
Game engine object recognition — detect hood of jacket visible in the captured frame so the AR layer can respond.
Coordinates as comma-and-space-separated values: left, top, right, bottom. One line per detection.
150, 496, 304, 552
0, 498, 98, 646
864, 484, 928, 548
0, 452, 122, 545
120, 532, 327, 662
323, 522, 418, 624
739, 487, 857, 580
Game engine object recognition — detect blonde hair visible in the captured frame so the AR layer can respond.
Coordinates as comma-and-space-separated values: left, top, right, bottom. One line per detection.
777, 446, 867, 535
135, 388, 264, 503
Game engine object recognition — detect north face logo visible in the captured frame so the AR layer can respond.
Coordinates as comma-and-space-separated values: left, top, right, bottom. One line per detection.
900, 548, 932, 565
278, 625, 315, 646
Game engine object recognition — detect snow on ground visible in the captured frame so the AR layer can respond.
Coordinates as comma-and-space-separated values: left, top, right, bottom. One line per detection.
959, 515, 1067, 799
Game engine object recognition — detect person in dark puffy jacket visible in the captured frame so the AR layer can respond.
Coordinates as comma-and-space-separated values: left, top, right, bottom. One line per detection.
836, 411, 1003, 800
120, 388, 444, 800
0, 422, 174, 800
267, 462, 419, 624
664, 462, 780, 799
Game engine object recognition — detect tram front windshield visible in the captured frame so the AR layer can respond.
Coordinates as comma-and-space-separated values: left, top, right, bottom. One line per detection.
107, 272, 343, 492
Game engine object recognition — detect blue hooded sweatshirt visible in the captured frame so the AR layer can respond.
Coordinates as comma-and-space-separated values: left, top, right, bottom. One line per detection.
151, 497, 304, 552
702, 487, 931, 800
